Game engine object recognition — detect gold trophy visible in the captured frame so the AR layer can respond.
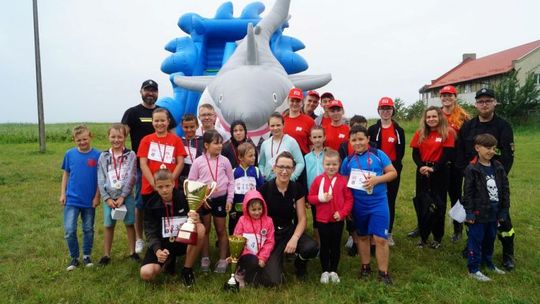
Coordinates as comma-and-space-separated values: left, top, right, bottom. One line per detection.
175, 180, 216, 245
224, 235, 247, 291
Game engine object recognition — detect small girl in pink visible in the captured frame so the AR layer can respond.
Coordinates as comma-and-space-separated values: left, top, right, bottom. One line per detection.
233, 190, 275, 288
308, 149, 353, 284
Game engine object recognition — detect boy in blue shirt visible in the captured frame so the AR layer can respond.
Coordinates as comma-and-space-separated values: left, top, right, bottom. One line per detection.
60, 125, 101, 271
463, 133, 509, 281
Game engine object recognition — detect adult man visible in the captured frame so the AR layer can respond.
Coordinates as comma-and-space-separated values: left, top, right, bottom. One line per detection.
121, 79, 177, 254
303, 90, 320, 119
457, 87, 515, 271
283, 88, 315, 154
195, 103, 231, 141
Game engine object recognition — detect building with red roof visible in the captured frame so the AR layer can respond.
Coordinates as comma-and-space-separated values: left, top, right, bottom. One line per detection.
420, 39, 540, 105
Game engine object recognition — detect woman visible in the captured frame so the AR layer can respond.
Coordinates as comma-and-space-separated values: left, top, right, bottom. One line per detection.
367, 97, 405, 246
257, 152, 319, 286
410, 106, 455, 249
439, 85, 470, 242
222, 120, 258, 169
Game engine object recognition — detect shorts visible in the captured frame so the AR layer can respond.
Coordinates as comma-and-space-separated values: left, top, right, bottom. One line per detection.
198, 194, 227, 218
134, 169, 144, 210
352, 199, 390, 239
141, 242, 187, 266
103, 195, 136, 227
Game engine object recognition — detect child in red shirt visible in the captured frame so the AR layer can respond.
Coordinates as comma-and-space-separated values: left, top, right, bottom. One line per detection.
323, 100, 349, 151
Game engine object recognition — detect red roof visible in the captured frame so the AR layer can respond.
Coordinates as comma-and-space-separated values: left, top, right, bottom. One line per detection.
427, 39, 540, 89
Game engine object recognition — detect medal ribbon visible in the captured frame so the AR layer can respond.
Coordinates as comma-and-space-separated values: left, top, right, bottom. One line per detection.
204, 154, 219, 182
111, 148, 123, 183
156, 133, 169, 167
270, 136, 283, 158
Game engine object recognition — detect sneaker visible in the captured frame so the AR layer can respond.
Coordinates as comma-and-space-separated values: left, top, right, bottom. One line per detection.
469, 271, 491, 282
129, 253, 141, 262
83, 256, 93, 267
378, 271, 393, 285
503, 258, 515, 272
430, 241, 441, 249
200, 257, 210, 272
98, 256, 111, 266
417, 240, 427, 248
182, 268, 195, 287
450, 233, 462, 243
135, 239, 145, 254
407, 228, 419, 238
214, 259, 228, 273
66, 258, 80, 271
387, 234, 395, 246
360, 264, 372, 279
345, 236, 354, 249
329, 272, 340, 284
320, 271, 330, 284
488, 266, 506, 275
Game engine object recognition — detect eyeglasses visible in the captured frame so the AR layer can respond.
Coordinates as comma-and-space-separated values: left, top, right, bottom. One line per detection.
275, 165, 294, 172
476, 99, 494, 105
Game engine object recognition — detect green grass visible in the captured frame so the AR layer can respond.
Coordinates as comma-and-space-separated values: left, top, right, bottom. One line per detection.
1, 123, 539, 303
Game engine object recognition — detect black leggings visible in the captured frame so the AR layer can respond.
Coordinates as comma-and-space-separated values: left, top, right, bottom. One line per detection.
237, 254, 263, 284
447, 162, 463, 234
318, 221, 344, 272
387, 163, 402, 233
415, 166, 448, 243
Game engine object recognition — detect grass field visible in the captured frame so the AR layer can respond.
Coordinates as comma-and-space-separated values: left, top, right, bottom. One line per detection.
1, 122, 539, 303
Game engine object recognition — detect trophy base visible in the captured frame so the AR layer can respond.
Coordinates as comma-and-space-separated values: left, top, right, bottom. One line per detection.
175, 229, 198, 245
223, 274, 239, 292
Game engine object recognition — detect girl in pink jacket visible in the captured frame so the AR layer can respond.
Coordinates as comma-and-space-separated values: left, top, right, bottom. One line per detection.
308, 149, 353, 284
233, 190, 275, 287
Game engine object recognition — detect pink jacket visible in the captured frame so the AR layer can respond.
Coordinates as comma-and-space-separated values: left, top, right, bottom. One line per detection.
308, 173, 353, 223
233, 190, 275, 263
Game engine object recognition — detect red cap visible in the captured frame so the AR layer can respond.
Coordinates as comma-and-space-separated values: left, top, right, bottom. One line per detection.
326, 99, 343, 109
378, 97, 394, 108
307, 90, 320, 98
288, 88, 304, 100
439, 85, 457, 95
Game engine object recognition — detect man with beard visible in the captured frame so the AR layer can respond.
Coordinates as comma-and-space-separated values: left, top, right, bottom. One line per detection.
121, 79, 177, 254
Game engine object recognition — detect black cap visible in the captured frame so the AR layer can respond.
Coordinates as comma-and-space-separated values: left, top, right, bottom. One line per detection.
475, 88, 495, 99
141, 79, 158, 90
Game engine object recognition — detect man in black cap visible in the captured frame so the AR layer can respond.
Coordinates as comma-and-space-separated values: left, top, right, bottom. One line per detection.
121, 80, 177, 255
457, 87, 515, 271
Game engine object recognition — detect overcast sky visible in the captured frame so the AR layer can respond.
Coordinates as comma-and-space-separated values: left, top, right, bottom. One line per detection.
1, 0, 538, 123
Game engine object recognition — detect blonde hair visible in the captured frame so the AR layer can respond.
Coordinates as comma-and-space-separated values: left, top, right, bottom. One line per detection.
323, 148, 340, 162
72, 125, 91, 138
108, 123, 127, 137
417, 106, 452, 144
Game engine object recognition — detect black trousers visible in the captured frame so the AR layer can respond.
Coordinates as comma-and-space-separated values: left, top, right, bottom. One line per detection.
237, 254, 263, 284
387, 163, 402, 233
447, 162, 463, 235
259, 225, 319, 286
318, 221, 344, 272
415, 166, 448, 243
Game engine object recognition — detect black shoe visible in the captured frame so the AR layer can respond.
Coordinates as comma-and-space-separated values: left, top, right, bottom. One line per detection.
503, 258, 515, 272
407, 228, 419, 238
98, 256, 111, 266
450, 233, 462, 243
378, 271, 393, 285
360, 264, 372, 280
417, 240, 427, 249
430, 241, 441, 249
129, 253, 141, 262
181, 268, 195, 287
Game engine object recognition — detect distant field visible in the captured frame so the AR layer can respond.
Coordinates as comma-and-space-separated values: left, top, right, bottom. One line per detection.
0, 122, 539, 303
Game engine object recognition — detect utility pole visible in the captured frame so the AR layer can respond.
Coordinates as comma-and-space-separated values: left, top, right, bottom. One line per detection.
33, 0, 46, 152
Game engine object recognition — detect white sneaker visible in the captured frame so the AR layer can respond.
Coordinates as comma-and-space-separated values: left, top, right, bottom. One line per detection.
329, 272, 340, 284
135, 239, 145, 254
489, 266, 506, 275
469, 271, 491, 282
320, 272, 330, 284
345, 236, 353, 249
387, 234, 395, 246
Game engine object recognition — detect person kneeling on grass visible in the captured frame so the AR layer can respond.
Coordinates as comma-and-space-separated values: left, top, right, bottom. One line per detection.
463, 134, 509, 281
139, 169, 204, 286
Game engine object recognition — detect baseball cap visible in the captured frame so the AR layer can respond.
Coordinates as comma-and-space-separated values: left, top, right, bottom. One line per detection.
439, 85, 457, 95
475, 88, 495, 99
307, 90, 320, 98
320, 92, 334, 100
288, 87, 304, 100
141, 79, 158, 90
378, 97, 394, 108
327, 99, 343, 109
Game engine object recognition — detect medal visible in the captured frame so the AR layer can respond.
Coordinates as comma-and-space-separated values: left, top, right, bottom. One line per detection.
111, 148, 124, 188
160, 164, 167, 170
114, 182, 122, 190
169, 235, 176, 243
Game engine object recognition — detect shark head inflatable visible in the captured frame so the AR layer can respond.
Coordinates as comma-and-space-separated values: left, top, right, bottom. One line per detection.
174, 0, 331, 139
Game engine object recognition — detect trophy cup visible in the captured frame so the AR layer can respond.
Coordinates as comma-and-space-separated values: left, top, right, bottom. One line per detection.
175, 180, 216, 245
224, 235, 247, 292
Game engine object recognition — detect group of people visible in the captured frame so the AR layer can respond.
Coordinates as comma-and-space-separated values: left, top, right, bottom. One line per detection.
59, 79, 515, 288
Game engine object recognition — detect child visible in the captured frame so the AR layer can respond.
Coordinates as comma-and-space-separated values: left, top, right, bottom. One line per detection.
60, 125, 101, 271
463, 134, 509, 281
340, 125, 397, 285
304, 126, 326, 245
229, 142, 265, 235
308, 149, 353, 284
323, 100, 349, 151
97, 124, 138, 265
180, 114, 203, 179
188, 129, 235, 273
222, 120, 258, 169
137, 108, 187, 206
139, 169, 205, 286
233, 190, 275, 288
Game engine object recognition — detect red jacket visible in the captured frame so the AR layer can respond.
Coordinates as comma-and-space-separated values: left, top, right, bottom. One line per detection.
233, 190, 275, 263
308, 173, 353, 223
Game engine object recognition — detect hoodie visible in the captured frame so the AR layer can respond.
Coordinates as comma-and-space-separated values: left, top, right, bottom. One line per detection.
233, 190, 275, 263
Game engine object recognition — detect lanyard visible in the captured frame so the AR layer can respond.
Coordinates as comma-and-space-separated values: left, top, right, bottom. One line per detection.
204, 154, 219, 182
249, 220, 262, 255
184, 137, 199, 163
162, 199, 175, 242
156, 133, 169, 169
271, 136, 283, 158
353, 150, 373, 180
110, 148, 123, 181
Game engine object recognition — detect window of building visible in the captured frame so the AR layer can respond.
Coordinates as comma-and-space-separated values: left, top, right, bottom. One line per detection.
535, 73, 540, 86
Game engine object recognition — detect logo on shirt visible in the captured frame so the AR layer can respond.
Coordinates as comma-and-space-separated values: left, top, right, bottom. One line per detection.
435, 137, 442, 142
140, 117, 152, 123
338, 133, 345, 138
261, 229, 268, 236
87, 159, 97, 167
388, 137, 395, 143
296, 126, 303, 132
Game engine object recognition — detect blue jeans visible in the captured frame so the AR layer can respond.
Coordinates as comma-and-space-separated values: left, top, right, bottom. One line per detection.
467, 221, 497, 273
64, 205, 95, 259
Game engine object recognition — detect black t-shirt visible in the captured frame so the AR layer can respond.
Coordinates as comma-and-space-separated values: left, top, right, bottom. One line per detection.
258, 179, 305, 228
121, 104, 177, 154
